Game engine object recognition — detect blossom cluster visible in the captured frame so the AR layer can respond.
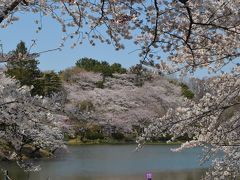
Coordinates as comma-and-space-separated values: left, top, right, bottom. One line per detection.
139, 69, 240, 179
0, 71, 66, 162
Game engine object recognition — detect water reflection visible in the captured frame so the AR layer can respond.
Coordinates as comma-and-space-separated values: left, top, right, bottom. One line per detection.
0, 145, 207, 180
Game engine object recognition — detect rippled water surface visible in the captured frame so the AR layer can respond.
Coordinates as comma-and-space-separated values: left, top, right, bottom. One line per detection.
0, 145, 208, 180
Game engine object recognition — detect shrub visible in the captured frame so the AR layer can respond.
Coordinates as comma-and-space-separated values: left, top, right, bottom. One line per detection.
95, 80, 105, 89
34, 71, 62, 97
124, 135, 136, 143
111, 132, 125, 140
110, 63, 127, 74
85, 131, 104, 140
101, 63, 114, 78
77, 100, 95, 112
180, 83, 194, 99
85, 125, 104, 140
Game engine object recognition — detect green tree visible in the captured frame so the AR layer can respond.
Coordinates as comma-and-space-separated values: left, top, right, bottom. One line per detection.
14, 41, 27, 56
75, 57, 101, 72
5, 41, 42, 94
100, 61, 113, 79
5, 41, 62, 97
35, 71, 62, 97
111, 63, 127, 74
75, 57, 126, 75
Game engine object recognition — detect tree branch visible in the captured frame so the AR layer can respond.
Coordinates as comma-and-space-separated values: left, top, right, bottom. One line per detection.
0, 0, 23, 24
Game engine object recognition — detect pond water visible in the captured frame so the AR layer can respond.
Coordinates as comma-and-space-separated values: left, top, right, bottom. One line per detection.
0, 145, 209, 180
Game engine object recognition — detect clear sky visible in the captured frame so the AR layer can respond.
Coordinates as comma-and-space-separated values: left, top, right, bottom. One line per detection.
0, 13, 140, 72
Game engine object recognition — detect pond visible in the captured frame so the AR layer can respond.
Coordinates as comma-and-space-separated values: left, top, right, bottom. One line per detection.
0, 145, 209, 180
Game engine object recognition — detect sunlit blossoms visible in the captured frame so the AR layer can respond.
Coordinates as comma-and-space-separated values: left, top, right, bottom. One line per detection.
0, 71, 66, 162
0, 0, 240, 178
138, 68, 240, 179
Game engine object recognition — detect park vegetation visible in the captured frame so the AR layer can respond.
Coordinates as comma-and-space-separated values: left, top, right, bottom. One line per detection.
0, 0, 239, 179
5, 41, 62, 97
76, 57, 127, 75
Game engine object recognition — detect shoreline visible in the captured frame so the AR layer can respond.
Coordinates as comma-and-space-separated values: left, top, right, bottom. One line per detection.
66, 139, 183, 146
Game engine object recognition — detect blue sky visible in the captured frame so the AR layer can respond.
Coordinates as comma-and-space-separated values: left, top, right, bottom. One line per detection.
0, 13, 235, 79
0, 13, 140, 72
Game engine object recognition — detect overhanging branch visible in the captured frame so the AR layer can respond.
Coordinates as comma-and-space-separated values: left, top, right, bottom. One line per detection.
0, 0, 23, 24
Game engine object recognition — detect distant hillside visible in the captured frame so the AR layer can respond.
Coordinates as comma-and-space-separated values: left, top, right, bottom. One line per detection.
62, 68, 184, 133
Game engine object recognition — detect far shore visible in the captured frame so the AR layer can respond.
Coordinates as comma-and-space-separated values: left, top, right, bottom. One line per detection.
66, 139, 183, 146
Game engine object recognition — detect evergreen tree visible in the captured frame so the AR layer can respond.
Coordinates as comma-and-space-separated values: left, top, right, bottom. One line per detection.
5, 41, 42, 92
111, 63, 127, 74
36, 71, 62, 97
5, 41, 62, 97
14, 40, 27, 56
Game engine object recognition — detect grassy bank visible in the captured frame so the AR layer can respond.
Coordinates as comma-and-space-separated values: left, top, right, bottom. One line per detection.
66, 137, 183, 146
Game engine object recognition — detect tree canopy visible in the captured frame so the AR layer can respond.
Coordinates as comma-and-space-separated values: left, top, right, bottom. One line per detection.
0, 0, 240, 178
75, 57, 127, 79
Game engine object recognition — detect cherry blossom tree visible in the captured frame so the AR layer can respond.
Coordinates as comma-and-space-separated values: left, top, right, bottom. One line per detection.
0, 70, 67, 172
0, 0, 240, 178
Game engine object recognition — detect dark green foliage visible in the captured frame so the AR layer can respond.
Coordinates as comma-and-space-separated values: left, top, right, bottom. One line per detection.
151, 134, 172, 142
124, 135, 136, 143
180, 83, 194, 99
95, 80, 105, 89
5, 41, 42, 95
5, 41, 62, 97
76, 57, 101, 72
111, 63, 127, 74
111, 132, 125, 140
100, 61, 113, 78
132, 125, 144, 135
77, 100, 95, 112
85, 129, 104, 140
63, 133, 70, 141
34, 71, 62, 97
6, 59, 41, 87
150, 133, 191, 142
15, 41, 27, 55
75, 57, 126, 76
85, 131, 104, 140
